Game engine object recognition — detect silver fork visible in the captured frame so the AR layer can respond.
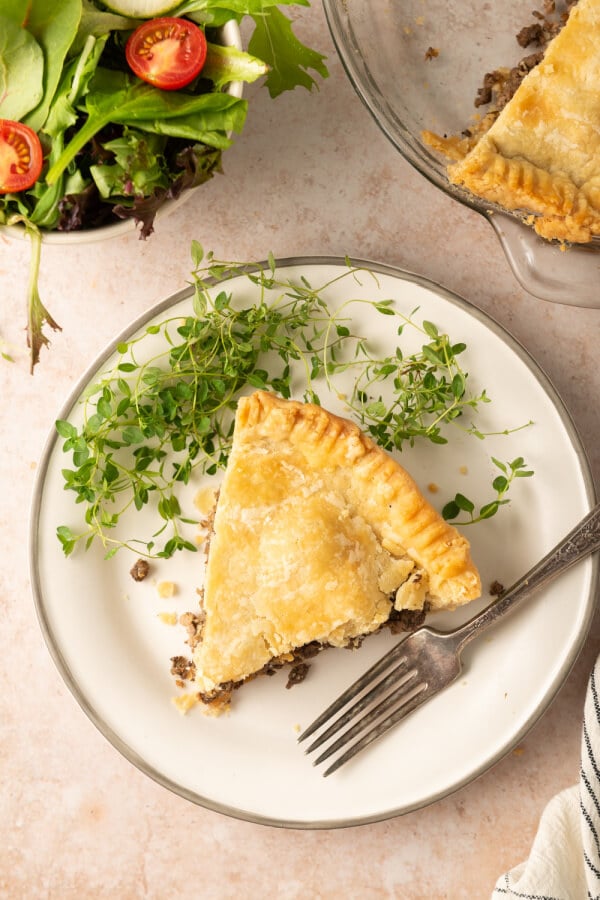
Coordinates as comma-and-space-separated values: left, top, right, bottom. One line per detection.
299, 502, 600, 776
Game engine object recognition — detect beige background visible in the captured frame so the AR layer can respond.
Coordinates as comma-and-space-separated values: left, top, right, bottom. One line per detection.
1, 3, 599, 898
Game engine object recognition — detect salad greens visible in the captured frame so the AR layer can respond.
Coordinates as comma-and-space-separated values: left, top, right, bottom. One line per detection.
55, 246, 533, 560
0, 16, 45, 121
0, 0, 329, 370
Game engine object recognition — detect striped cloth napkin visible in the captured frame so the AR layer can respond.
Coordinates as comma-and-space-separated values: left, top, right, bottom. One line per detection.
492, 657, 600, 900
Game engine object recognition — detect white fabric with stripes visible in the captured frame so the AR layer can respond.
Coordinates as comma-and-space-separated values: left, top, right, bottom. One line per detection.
492, 658, 600, 900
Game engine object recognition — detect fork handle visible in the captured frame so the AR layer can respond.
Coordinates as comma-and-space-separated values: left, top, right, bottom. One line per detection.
450, 501, 600, 654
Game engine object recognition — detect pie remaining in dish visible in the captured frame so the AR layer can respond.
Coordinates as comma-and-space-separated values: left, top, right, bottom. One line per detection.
423, 0, 600, 243
189, 391, 481, 710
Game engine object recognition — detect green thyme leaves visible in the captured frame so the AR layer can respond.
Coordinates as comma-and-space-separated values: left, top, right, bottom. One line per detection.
333, 314, 487, 451
56, 248, 533, 559
442, 457, 534, 524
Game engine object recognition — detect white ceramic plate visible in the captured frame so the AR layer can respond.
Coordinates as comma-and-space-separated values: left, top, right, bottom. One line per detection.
30, 258, 597, 828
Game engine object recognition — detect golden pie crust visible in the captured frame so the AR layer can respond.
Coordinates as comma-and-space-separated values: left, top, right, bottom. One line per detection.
423, 0, 600, 243
192, 392, 480, 696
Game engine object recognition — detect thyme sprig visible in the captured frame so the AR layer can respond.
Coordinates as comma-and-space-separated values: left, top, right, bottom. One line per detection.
321, 302, 489, 450
56, 246, 532, 559
442, 457, 534, 524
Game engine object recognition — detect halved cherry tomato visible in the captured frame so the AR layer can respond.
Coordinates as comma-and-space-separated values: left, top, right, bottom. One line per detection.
0, 120, 43, 194
125, 17, 208, 91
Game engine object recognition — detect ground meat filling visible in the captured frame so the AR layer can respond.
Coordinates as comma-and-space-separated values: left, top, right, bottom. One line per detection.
471, 1, 578, 118
170, 655, 196, 687
516, 22, 546, 46
286, 663, 311, 689
130, 558, 150, 581
388, 603, 430, 635
180, 610, 205, 649
181, 592, 437, 708
473, 52, 544, 111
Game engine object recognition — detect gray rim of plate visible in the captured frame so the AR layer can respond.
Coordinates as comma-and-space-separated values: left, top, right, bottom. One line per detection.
28, 256, 599, 830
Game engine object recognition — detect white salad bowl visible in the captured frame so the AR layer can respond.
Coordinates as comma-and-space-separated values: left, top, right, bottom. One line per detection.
3, 20, 243, 246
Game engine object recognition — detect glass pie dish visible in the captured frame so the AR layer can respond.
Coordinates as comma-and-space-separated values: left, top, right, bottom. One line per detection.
323, 0, 600, 308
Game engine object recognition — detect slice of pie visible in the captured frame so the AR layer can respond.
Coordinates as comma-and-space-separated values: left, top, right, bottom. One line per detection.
191, 391, 480, 708
423, 0, 600, 243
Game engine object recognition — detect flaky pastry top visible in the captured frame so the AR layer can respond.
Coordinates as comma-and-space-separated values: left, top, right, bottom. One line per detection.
194, 392, 481, 692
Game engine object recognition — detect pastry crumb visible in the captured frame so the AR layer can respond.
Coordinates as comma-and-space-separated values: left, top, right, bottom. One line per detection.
194, 485, 218, 515
459, 465, 468, 475
425, 46, 439, 60
427, 482, 439, 493
199, 694, 232, 717
157, 611, 178, 626
172, 693, 199, 715
157, 580, 176, 599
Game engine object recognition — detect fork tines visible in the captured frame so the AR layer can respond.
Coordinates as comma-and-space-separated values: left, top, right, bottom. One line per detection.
298, 638, 430, 776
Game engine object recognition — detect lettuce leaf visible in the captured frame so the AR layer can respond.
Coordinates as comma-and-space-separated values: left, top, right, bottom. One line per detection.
111, 143, 222, 237
248, 5, 328, 97
89, 128, 169, 199
173, 0, 328, 95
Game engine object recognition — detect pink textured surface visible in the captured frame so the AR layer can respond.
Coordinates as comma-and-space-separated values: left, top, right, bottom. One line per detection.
1, 5, 599, 897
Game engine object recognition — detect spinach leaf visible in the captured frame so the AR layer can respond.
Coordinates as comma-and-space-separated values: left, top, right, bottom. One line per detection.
70, 0, 138, 57
46, 70, 248, 183
22, 0, 82, 133
0, 0, 30, 22
43, 35, 108, 138
133, 100, 246, 148
0, 14, 44, 120
28, 142, 70, 228
29, 36, 107, 227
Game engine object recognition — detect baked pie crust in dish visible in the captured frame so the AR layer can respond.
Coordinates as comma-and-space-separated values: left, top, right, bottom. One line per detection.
423, 0, 600, 243
192, 391, 481, 708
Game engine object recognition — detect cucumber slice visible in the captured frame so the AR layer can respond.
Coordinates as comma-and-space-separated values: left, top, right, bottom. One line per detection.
101, 0, 182, 17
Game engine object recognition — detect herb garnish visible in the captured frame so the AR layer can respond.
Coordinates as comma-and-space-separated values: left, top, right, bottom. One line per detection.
322, 305, 485, 450
56, 246, 533, 559
442, 457, 534, 524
